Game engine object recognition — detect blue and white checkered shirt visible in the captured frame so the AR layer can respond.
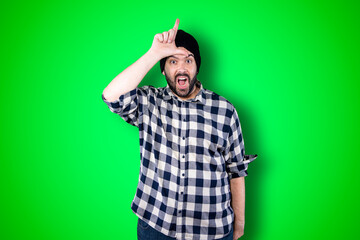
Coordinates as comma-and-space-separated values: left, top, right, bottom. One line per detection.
102, 80, 255, 240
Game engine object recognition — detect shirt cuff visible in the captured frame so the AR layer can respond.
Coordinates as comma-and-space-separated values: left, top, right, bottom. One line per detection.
228, 154, 257, 180
101, 88, 138, 114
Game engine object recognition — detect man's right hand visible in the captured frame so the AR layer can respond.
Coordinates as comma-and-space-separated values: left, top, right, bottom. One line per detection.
149, 19, 189, 59
103, 19, 188, 102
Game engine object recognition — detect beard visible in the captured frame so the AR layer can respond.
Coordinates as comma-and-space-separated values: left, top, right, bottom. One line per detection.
165, 72, 198, 98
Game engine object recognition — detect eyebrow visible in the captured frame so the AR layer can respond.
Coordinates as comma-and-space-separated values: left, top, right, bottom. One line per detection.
169, 53, 194, 59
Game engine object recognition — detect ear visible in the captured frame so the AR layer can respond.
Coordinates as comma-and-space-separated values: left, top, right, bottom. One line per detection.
162, 70, 165, 76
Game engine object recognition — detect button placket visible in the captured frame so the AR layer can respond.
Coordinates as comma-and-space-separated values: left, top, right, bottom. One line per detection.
176, 100, 187, 234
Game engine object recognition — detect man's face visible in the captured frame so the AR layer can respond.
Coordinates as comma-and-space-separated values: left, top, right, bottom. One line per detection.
162, 47, 198, 99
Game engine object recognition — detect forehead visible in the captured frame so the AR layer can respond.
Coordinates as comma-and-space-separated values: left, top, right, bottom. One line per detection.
167, 53, 194, 60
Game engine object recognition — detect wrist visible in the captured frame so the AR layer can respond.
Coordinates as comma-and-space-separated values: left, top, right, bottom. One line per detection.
147, 48, 164, 62
234, 216, 245, 225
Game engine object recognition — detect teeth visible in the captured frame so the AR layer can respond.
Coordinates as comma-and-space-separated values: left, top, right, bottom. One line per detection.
178, 77, 186, 80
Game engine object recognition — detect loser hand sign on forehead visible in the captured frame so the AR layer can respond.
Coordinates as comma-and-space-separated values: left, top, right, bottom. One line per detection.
151, 19, 189, 59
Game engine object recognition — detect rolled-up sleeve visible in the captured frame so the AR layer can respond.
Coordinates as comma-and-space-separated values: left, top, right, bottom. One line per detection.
102, 87, 148, 127
224, 108, 257, 180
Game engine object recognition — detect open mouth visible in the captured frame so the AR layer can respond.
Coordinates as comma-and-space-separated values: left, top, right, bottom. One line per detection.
176, 75, 189, 89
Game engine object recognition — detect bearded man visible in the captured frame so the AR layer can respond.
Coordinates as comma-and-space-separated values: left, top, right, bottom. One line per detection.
102, 19, 256, 240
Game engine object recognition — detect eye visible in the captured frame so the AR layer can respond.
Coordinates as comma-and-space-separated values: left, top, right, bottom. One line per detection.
170, 60, 176, 64
186, 59, 192, 64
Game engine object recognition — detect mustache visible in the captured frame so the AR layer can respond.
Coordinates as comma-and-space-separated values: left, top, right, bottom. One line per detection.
175, 73, 190, 79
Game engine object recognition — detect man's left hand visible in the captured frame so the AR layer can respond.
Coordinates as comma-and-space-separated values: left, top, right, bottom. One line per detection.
233, 221, 244, 240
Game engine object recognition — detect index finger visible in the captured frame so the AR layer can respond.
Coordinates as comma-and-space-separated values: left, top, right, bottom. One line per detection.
173, 18, 179, 33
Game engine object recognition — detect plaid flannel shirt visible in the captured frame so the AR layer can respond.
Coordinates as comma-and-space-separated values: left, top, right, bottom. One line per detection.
102, 80, 256, 240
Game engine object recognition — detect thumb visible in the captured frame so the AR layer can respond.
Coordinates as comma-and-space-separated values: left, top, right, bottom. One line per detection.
173, 48, 189, 56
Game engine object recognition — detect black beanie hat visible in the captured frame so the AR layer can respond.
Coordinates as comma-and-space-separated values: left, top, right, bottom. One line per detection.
160, 29, 201, 73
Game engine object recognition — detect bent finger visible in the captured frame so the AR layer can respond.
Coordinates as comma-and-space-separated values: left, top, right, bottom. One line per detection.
162, 31, 169, 43
168, 29, 175, 43
155, 33, 163, 42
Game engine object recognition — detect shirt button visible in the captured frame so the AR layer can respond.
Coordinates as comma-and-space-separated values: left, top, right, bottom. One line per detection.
183, 118, 186, 121
182, 136, 185, 140
182, 173, 185, 177
179, 210, 182, 213
181, 192, 183, 195
182, 155, 185, 158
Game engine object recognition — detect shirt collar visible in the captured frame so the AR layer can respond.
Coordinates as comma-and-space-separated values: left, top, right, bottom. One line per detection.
163, 80, 207, 105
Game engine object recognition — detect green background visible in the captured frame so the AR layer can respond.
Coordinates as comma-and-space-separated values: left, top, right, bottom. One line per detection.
1, 0, 359, 239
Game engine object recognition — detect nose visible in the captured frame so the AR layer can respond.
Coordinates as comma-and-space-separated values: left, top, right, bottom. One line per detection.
176, 60, 188, 73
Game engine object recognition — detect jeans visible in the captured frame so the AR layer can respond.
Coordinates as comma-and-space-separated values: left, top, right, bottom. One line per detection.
137, 218, 233, 240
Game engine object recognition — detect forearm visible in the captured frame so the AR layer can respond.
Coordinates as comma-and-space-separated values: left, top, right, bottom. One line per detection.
103, 19, 188, 102
102, 49, 161, 102
230, 176, 245, 224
